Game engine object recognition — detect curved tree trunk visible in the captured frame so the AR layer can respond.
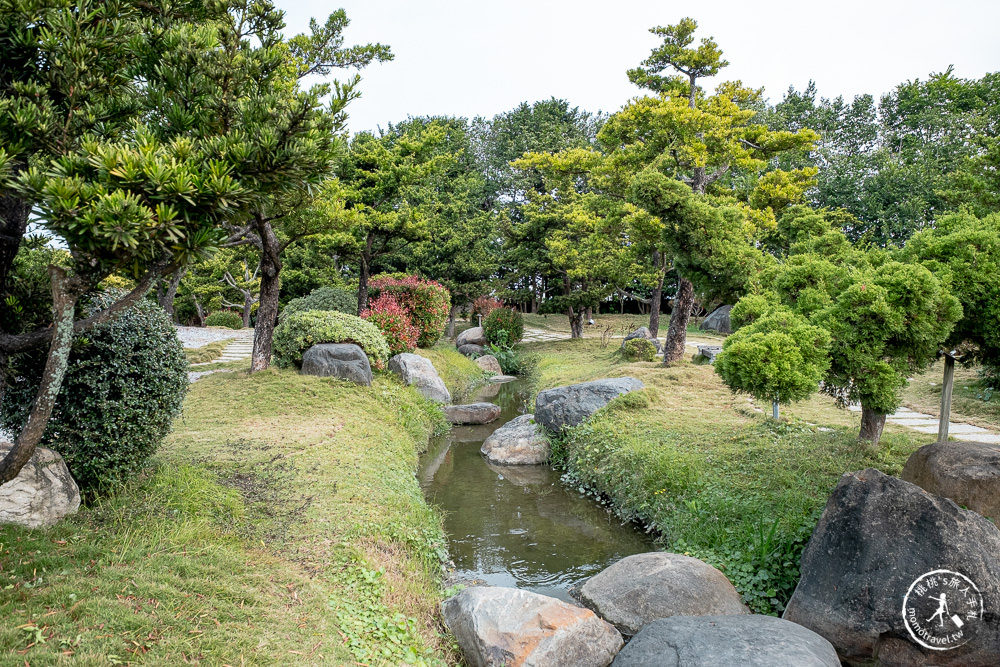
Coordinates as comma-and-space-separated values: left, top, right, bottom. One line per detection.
568, 307, 584, 338
859, 406, 887, 447
662, 275, 694, 364
157, 268, 186, 321
251, 220, 282, 373
0, 267, 76, 485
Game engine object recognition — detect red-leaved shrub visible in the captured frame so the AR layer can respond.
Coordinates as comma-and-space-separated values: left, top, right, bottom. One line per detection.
472, 296, 505, 319
361, 293, 419, 356
369, 275, 451, 347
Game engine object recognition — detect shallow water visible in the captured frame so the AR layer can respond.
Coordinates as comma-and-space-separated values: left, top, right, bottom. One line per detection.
418, 379, 657, 602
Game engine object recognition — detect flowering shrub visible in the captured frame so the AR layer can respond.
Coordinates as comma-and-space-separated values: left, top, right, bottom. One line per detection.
472, 296, 504, 319
369, 275, 451, 347
483, 307, 524, 345
273, 310, 391, 370
362, 293, 419, 356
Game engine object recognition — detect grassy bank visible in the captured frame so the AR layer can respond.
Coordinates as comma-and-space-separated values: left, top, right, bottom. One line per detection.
0, 345, 481, 665
529, 337, 932, 614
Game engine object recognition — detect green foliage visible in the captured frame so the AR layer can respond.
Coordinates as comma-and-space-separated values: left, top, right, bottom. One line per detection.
272, 310, 390, 370
1, 291, 188, 490
281, 286, 359, 321
715, 309, 831, 407
369, 276, 450, 347
482, 308, 524, 345
204, 310, 243, 330
623, 338, 656, 362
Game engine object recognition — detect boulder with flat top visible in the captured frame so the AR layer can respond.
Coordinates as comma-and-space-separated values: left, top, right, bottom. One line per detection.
901, 440, 1000, 521
301, 343, 373, 385
481, 414, 550, 465
445, 403, 502, 425
535, 378, 644, 434
388, 353, 451, 403
457, 326, 487, 348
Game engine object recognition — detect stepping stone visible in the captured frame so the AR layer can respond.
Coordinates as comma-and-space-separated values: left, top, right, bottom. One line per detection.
890, 410, 934, 420
888, 418, 939, 427
955, 432, 1000, 444
910, 423, 986, 435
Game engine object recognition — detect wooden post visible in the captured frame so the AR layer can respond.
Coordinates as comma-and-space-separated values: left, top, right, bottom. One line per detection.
938, 353, 956, 442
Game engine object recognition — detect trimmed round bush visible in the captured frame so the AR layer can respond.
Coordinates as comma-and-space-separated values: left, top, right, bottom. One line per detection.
623, 338, 656, 362
361, 293, 419, 356
1, 291, 188, 490
204, 310, 243, 329
281, 286, 358, 321
273, 310, 391, 370
369, 276, 450, 347
483, 308, 524, 346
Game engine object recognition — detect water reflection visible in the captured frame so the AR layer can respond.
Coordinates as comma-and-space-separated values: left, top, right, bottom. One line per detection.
418, 379, 656, 602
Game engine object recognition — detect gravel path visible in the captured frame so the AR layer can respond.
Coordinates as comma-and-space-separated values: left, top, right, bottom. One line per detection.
175, 325, 253, 348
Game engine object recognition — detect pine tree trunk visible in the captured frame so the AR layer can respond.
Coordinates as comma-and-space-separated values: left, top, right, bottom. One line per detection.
242, 292, 253, 328
859, 406, 887, 446
662, 275, 694, 364
649, 251, 666, 338
157, 268, 186, 321
568, 308, 584, 338
0, 170, 32, 296
447, 305, 459, 339
250, 221, 282, 373
0, 268, 76, 484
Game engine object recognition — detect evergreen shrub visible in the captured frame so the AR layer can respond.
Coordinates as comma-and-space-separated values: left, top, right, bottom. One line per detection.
281, 286, 359, 321
1, 291, 188, 490
483, 308, 523, 345
623, 338, 656, 362
204, 310, 243, 329
273, 310, 391, 370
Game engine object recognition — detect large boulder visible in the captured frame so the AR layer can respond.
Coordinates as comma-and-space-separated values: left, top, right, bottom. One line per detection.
535, 378, 644, 434
300, 343, 373, 386
578, 552, 748, 636
445, 403, 502, 425
611, 615, 841, 667
387, 353, 451, 403
783, 468, 1000, 666
458, 344, 485, 357
475, 354, 503, 375
457, 326, 487, 348
621, 327, 662, 353
0, 443, 80, 528
901, 441, 1000, 521
700, 304, 733, 334
442, 586, 623, 667
481, 414, 550, 465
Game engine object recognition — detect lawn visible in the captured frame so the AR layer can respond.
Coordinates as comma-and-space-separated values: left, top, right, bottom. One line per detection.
0, 345, 483, 666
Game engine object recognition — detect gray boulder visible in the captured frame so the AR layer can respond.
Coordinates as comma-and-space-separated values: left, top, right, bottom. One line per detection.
481, 414, 550, 465
535, 378, 644, 434
0, 443, 80, 528
621, 327, 662, 353
300, 343, 373, 386
612, 615, 841, 667
700, 305, 734, 334
458, 343, 485, 357
578, 552, 748, 636
901, 441, 1000, 521
475, 354, 503, 375
387, 353, 451, 403
442, 586, 623, 667
445, 403, 502, 425
783, 468, 1000, 666
457, 326, 487, 348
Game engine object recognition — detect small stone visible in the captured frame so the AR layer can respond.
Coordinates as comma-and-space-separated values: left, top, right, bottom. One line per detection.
0, 443, 81, 528
481, 414, 550, 465
611, 615, 840, 667
443, 586, 623, 667
387, 353, 451, 403
445, 403, 502, 425
474, 354, 502, 375
578, 552, 748, 636
300, 343, 373, 385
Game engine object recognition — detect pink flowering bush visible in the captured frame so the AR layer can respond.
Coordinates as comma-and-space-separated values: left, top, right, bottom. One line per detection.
362, 293, 419, 356
370, 275, 451, 347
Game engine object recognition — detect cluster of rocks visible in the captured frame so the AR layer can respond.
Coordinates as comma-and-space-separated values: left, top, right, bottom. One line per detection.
456, 326, 487, 357
443, 551, 839, 666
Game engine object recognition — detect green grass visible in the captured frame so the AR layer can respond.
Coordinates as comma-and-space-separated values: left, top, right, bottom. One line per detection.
183, 339, 230, 364
0, 355, 481, 665
901, 360, 1000, 431
531, 337, 932, 614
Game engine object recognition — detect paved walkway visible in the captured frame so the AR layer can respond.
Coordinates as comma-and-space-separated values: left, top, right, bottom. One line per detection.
183, 328, 254, 382
847, 404, 1000, 444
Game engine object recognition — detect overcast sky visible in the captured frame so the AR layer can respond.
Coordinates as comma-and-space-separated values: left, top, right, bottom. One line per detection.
276, 0, 999, 134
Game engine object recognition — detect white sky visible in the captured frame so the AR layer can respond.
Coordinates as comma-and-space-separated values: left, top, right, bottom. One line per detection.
277, 0, 1000, 134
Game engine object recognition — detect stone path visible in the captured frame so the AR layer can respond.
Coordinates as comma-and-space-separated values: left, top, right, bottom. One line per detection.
183, 328, 254, 382
847, 404, 1000, 444
521, 328, 569, 343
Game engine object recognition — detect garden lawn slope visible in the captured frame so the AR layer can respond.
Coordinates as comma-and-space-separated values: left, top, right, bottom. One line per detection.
530, 337, 933, 615
0, 353, 480, 665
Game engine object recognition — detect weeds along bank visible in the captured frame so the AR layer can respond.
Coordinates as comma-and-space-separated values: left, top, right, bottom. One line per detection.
529, 337, 932, 615
0, 346, 483, 666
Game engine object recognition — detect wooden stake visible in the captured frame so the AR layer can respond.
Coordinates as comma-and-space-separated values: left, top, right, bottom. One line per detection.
938, 353, 956, 442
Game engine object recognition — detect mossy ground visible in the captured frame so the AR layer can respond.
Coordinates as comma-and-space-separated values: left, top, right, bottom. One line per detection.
0, 343, 480, 666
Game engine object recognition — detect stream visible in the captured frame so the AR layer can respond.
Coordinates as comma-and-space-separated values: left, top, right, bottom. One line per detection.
417, 378, 657, 602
